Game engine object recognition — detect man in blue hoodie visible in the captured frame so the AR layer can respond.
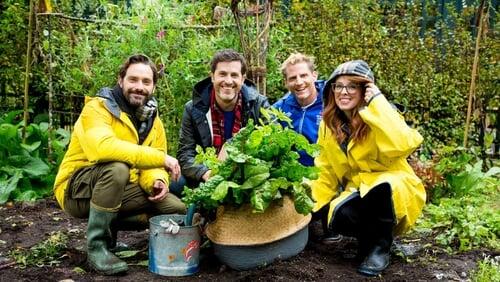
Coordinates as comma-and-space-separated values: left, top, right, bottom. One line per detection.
273, 53, 339, 244
273, 53, 324, 166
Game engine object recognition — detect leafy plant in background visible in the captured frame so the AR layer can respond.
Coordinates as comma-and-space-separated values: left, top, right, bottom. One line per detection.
470, 256, 500, 282
0, 110, 70, 204
432, 146, 500, 200
182, 108, 319, 215
420, 194, 499, 252
415, 146, 500, 252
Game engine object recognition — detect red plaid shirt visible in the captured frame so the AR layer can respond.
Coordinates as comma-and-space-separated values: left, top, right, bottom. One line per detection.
210, 88, 242, 153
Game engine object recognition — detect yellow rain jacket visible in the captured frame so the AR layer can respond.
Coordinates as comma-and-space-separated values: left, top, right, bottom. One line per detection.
311, 95, 426, 235
53, 90, 169, 210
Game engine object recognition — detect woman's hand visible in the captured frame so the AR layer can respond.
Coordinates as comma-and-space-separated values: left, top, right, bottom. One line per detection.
364, 82, 382, 104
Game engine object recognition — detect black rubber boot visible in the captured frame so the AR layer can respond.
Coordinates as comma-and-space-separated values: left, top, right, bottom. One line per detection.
355, 233, 373, 261
87, 207, 128, 275
357, 233, 392, 276
357, 183, 395, 276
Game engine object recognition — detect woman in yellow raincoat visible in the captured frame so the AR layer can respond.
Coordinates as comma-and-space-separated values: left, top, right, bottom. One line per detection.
311, 60, 426, 276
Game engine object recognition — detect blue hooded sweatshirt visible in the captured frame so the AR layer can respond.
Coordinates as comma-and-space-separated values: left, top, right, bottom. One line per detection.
273, 80, 325, 166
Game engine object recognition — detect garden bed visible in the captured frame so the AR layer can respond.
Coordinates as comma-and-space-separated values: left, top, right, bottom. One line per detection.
0, 199, 495, 281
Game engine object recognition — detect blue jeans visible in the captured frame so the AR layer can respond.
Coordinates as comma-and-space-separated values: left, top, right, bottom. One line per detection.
169, 175, 187, 198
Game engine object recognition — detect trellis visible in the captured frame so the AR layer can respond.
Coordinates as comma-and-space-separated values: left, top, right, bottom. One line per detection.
21, 0, 235, 155
231, 0, 273, 96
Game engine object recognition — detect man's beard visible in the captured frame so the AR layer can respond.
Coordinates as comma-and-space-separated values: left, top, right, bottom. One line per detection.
125, 89, 150, 108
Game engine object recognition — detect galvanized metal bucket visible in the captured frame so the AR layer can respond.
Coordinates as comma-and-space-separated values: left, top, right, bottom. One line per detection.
148, 214, 201, 276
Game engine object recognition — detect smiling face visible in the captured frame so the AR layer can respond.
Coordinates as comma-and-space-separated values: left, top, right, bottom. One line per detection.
333, 75, 364, 116
211, 60, 245, 111
284, 62, 318, 107
118, 63, 155, 107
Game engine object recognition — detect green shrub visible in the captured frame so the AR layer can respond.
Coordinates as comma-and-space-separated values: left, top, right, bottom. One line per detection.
432, 146, 500, 200
416, 147, 500, 252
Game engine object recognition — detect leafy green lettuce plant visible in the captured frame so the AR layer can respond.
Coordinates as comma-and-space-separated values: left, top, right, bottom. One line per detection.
182, 108, 319, 215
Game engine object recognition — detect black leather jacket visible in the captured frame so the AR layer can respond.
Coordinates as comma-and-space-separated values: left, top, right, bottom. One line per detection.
176, 77, 269, 185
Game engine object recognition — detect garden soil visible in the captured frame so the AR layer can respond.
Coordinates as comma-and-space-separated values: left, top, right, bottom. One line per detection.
0, 199, 495, 282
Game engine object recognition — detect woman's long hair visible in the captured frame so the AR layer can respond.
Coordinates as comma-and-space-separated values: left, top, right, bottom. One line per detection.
323, 75, 371, 145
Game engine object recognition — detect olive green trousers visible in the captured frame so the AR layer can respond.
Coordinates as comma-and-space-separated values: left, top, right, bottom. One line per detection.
63, 162, 186, 219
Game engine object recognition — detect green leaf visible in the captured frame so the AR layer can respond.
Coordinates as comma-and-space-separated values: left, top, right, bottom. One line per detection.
211, 181, 239, 201
20, 141, 41, 153
21, 157, 50, 177
13, 190, 38, 202
240, 172, 270, 190
0, 170, 22, 204
116, 250, 141, 258
484, 167, 500, 178
1, 110, 24, 124
73, 267, 86, 274
0, 123, 19, 141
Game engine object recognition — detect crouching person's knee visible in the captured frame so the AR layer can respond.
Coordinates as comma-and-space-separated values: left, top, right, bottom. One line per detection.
154, 193, 187, 215
101, 162, 130, 189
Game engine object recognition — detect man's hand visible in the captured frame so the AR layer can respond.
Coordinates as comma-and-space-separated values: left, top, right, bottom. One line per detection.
164, 154, 181, 182
148, 180, 168, 202
201, 170, 211, 182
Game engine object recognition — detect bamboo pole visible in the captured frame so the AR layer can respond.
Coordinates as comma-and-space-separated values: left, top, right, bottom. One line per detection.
463, 0, 486, 147
22, 0, 35, 143
47, 15, 53, 160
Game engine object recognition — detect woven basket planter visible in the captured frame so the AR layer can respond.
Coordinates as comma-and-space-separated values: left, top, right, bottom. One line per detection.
206, 196, 311, 270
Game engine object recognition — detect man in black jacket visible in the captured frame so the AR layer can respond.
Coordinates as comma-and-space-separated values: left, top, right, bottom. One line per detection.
177, 49, 269, 187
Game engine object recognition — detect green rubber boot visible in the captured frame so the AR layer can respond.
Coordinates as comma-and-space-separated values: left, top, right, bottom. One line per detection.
87, 207, 128, 275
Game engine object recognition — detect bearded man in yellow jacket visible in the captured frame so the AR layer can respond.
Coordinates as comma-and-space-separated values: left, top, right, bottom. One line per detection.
53, 54, 186, 275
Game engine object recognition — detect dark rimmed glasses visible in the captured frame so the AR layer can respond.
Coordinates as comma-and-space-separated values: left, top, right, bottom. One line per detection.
332, 83, 362, 94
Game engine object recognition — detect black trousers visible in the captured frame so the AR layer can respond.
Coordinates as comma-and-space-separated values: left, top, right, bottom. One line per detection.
329, 183, 395, 250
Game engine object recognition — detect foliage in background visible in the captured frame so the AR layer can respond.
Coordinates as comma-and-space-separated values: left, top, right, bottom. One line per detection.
9, 231, 68, 268
0, 111, 69, 203
470, 256, 500, 282
2, 0, 497, 153
415, 147, 500, 252
270, 0, 498, 155
0, 1, 28, 111
35, 0, 239, 151
432, 146, 500, 200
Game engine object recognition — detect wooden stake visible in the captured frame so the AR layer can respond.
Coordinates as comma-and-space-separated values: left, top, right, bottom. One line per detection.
463, 0, 486, 147
22, 0, 35, 143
